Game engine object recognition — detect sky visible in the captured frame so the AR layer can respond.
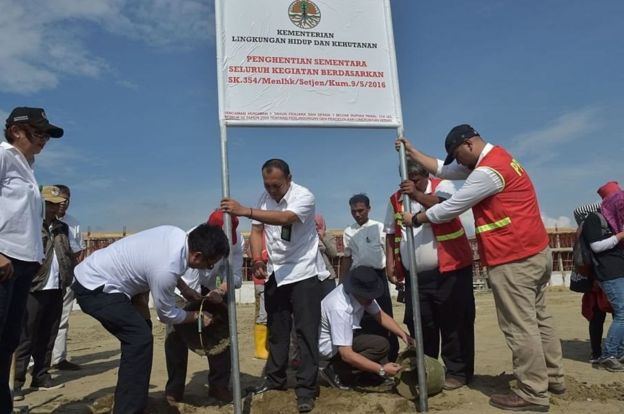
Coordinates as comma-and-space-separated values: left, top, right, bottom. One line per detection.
1, 0, 623, 233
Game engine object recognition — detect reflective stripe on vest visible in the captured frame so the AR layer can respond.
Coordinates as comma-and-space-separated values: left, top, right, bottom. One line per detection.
435, 228, 465, 242
475, 217, 512, 234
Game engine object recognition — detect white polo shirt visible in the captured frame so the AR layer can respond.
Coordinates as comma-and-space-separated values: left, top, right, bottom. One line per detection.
178, 229, 245, 294
343, 219, 386, 270
0, 142, 44, 262
59, 213, 86, 253
252, 181, 319, 286
319, 284, 381, 358
74, 225, 188, 324
383, 179, 456, 273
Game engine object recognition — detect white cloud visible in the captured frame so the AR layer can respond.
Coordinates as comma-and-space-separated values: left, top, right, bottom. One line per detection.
0, 0, 215, 94
541, 214, 573, 229
509, 107, 602, 166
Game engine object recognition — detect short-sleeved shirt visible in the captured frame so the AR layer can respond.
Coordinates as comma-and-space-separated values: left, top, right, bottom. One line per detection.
74, 225, 188, 324
59, 213, 86, 253
582, 212, 624, 282
318, 284, 381, 358
343, 219, 386, 270
383, 179, 457, 273
252, 181, 319, 286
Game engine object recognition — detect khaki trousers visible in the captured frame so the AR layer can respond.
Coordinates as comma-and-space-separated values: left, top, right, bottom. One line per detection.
488, 247, 564, 406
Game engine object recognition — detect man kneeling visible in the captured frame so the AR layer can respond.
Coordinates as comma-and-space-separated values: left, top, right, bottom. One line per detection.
318, 266, 413, 390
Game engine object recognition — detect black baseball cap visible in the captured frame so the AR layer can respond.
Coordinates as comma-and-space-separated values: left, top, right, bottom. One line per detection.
343, 266, 384, 300
444, 124, 479, 165
5, 107, 64, 138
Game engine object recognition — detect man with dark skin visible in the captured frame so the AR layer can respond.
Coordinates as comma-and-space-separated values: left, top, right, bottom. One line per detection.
385, 162, 475, 390
221, 159, 320, 413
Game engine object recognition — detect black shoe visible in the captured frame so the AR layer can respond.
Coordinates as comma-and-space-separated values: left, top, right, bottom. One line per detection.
53, 360, 81, 371
297, 396, 315, 413
248, 381, 287, 395
31, 377, 65, 391
318, 365, 351, 390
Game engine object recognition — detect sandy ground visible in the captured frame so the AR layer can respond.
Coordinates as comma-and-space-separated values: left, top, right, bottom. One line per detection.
15, 287, 624, 413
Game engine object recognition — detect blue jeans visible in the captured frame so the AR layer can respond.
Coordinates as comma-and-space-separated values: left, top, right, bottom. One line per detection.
599, 277, 624, 358
0, 257, 40, 414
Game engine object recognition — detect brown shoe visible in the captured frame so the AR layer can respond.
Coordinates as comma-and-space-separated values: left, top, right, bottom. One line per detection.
489, 393, 549, 412
209, 385, 233, 403
443, 376, 466, 391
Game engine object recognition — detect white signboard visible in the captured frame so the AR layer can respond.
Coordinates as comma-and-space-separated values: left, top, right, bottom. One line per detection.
216, 0, 402, 127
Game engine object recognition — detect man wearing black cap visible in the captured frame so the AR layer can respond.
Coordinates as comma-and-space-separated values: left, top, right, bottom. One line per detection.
1, 107, 63, 412
397, 126, 564, 412
318, 266, 412, 390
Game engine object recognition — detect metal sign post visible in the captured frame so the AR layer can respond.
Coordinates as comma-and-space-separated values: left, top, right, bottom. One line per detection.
397, 134, 429, 411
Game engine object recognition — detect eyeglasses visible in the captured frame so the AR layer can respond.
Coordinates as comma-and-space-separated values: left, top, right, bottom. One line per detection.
24, 126, 50, 142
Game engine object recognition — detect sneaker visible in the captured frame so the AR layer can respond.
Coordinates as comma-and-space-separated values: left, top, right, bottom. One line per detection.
31, 377, 65, 391
53, 360, 81, 371
548, 382, 566, 395
318, 365, 351, 391
599, 356, 624, 372
589, 355, 601, 364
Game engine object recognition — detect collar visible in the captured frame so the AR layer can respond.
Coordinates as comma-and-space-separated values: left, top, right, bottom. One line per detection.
1, 141, 34, 167
475, 142, 494, 168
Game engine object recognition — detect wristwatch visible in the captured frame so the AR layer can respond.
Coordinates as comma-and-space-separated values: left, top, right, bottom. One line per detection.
411, 213, 422, 228
378, 366, 386, 377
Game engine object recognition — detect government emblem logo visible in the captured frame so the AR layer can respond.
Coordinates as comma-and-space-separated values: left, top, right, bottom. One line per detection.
288, 1, 321, 29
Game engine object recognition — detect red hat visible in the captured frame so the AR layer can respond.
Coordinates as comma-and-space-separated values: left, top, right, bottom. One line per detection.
208, 209, 238, 245
597, 181, 622, 200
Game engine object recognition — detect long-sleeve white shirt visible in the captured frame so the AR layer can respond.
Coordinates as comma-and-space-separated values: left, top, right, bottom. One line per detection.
0, 142, 44, 262
426, 143, 505, 224
74, 225, 189, 324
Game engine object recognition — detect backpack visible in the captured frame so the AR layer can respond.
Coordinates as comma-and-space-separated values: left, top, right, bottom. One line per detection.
569, 212, 610, 293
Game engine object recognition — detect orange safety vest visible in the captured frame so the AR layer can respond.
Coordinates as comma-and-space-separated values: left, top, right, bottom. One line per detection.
471, 146, 549, 267
389, 178, 473, 276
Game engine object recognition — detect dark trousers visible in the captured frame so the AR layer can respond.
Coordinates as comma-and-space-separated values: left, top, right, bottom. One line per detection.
0, 257, 39, 414
73, 282, 153, 414
331, 333, 389, 380
14, 289, 63, 386
165, 323, 231, 399
265, 274, 321, 399
359, 268, 399, 362
404, 266, 475, 380
589, 304, 606, 358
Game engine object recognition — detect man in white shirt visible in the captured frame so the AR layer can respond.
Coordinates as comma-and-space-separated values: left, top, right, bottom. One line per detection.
72, 224, 229, 414
318, 266, 411, 390
342, 194, 398, 362
51, 185, 85, 371
221, 159, 320, 414
165, 210, 245, 404
397, 124, 564, 412
384, 162, 475, 391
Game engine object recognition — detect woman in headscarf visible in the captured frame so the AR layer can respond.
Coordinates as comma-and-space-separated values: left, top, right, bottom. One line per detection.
581, 181, 624, 372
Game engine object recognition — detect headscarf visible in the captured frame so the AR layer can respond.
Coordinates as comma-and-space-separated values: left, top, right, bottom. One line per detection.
208, 209, 239, 245
598, 181, 624, 235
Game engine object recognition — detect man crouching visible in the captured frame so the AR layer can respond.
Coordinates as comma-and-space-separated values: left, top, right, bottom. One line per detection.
318, 266, 414, 390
